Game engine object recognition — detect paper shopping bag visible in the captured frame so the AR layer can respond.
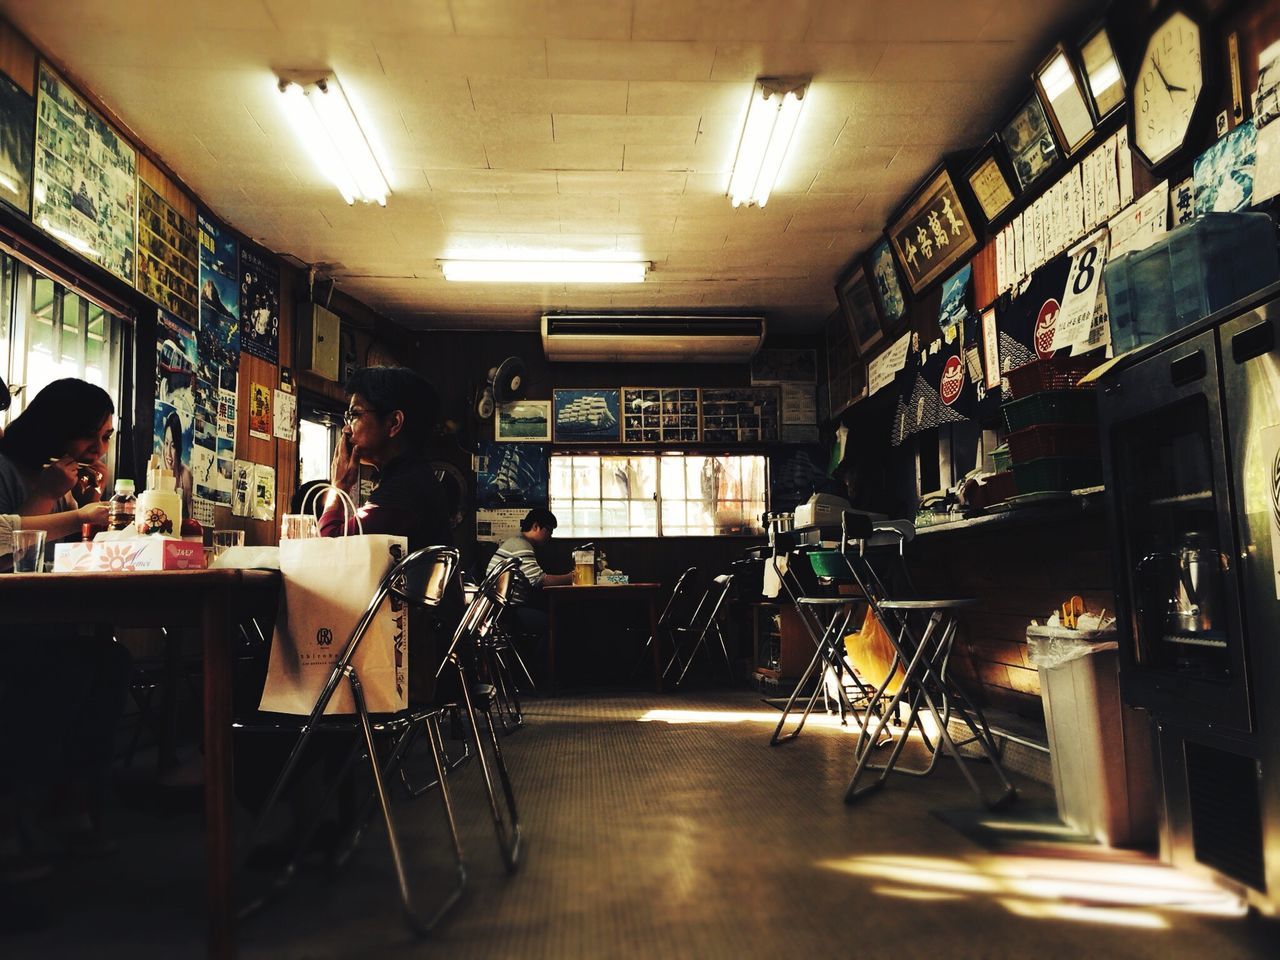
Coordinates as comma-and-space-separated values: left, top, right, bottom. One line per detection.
260, 534, 409, 715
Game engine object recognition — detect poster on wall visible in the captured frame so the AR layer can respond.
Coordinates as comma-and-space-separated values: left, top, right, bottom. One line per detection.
249, 382, 272, 441
240, 245, 280, 364
137, 180, 198, 327
154, 309, 197, 517
33, 62, 136, 284
495, 399, 552, 442
198, 210, 240, 373
193, 375, 219, 504
210, 380, 236, 506
474, 440, 549, 509
0, 71, 34, 215
700, 387, 780, 443
552, 389, 621, 443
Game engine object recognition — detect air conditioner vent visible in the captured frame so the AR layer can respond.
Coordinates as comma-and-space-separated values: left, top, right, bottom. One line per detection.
541, 314, 765, 363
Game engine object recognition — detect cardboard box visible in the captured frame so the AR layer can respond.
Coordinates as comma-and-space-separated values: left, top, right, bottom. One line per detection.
53, 537, 207, 572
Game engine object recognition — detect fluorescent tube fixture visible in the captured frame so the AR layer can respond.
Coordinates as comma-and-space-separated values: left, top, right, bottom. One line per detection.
727, 78, 808, 208
439, 260, 648, 283
278, 75, 390, 206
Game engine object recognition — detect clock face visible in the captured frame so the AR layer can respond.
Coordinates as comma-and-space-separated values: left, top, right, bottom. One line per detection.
1134, 10, 1204, 167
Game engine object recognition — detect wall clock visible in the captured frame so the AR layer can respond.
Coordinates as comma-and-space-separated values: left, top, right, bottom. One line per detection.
1130, 6, 1209, 170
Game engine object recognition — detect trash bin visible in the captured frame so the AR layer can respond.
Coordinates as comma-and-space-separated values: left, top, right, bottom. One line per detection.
1026, 624, 1157, 847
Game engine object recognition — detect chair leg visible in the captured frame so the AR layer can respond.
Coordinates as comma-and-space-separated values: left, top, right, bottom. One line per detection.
349, 671, 467, 935
458, 675, 522, 873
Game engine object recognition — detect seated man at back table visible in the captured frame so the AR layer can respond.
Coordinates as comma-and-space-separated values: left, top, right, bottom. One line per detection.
486, 507, 574, 642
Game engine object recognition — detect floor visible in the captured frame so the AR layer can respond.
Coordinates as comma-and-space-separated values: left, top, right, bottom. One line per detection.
5, 689, 1280, 959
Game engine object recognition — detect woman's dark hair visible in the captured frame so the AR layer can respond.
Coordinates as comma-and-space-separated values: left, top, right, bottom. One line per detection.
345, 366, 440, 453
0, 374, 10, 414
520, 507, 557, 532
291, 478, 331, 514
0, 378, 114, 470
165, 411, 182, 448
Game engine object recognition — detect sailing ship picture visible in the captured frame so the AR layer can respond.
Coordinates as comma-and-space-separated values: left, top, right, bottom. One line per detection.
475, 441, 549, 508
553, 389, 621, 443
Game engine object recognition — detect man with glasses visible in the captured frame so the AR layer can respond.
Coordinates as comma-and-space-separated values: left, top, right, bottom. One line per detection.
319, 366, 453, 551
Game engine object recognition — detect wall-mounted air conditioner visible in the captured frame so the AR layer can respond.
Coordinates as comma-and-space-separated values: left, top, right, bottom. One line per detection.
540, 314, 766, 363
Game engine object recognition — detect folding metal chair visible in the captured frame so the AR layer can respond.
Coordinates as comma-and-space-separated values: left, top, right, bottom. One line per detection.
476, 569, 538, 733
836, 517, 1018, 811
634, 566, 700, 676
767, 531, 877, 745
432, 557, 523, 872
662, 573, 735, 687
237, 546, 467, 936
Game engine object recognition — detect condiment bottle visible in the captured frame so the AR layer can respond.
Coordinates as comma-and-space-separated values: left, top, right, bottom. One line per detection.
108, 478, 137, 531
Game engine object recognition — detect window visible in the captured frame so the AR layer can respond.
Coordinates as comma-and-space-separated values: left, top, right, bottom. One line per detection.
0, 252, 124, 423
298, 413, 337, 484
550, 451, 767, 538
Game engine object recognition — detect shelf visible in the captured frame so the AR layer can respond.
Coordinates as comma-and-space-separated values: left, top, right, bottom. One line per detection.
1147, 490, 1214, 507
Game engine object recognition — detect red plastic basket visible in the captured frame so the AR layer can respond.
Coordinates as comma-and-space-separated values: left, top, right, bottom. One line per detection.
1004, 357, 1099, 400
1006, 423, 1101, 463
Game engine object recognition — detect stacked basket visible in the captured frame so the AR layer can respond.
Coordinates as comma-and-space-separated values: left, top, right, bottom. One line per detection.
1002, 357, 1102, 496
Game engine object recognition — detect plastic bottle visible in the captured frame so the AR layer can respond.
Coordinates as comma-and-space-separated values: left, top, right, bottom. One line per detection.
108, 478, 137, 531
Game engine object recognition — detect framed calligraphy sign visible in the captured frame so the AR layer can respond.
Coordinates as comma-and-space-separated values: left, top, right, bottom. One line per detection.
886, 164, 980, 295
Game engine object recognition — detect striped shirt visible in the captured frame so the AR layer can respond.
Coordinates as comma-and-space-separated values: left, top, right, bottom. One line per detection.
486, 534, 544, 604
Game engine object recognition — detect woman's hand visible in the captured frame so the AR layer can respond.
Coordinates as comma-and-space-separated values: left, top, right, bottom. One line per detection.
331, 433, 361, 492
35, 455, 80, 500
76, 500, 111, 527
71, 460, 107, 507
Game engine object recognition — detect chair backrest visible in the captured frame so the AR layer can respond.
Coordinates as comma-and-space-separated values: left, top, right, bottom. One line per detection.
683, 574, 734, 637
388, 544, 462, 609
658, 567, 700, 628
436, 555, 521, 677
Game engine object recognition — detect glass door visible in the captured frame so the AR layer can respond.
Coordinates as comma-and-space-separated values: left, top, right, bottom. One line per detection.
1101, 329, 1250, 731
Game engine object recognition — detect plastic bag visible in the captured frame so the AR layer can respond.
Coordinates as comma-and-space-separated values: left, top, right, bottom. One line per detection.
1026, 623, 1118, 669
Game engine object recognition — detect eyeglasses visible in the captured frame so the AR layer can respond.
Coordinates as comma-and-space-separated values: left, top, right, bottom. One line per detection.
342, 407, 373, 426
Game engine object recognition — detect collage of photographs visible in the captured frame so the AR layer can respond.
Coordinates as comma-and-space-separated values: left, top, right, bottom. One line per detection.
33, 63, 135, 284
138, 180, 199, 326
621, 387, 700, 443
700, 387, 780, 443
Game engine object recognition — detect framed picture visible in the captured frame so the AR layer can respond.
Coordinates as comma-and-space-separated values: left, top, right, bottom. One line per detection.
1000, 93, 1060, 192
868, 237, 908, 331
552, 388, 620, 443
1034, 44, 1095, 156
137, 180, 199, 327
825, 309, 855, 419
621, 387, 699, 443
750, 348, 817, 384
495, 399, 552, 442
979, 304, 1001, 391
0, 71, 34, 215
33, 62, 137, 285
700, 387, 780, 443
836, 262, 883, 355
886, 164, 980, 295
1078, 22, 1125, 123
964, 137, 1018, 227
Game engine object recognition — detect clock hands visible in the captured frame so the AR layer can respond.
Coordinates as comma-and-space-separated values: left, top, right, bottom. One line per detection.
1153, 57, 1189, 95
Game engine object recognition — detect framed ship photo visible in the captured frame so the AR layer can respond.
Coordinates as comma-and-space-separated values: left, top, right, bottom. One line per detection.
553, 388, 621, 443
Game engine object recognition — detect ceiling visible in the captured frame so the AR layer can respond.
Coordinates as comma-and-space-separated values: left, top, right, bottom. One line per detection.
2, 0, 1097, 334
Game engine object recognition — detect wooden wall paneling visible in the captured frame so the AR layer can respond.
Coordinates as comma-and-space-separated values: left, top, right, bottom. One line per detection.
0, 19, 36, 92
137, 156, 196, 221
273, 266, 300, 538
971, 238, 999, 310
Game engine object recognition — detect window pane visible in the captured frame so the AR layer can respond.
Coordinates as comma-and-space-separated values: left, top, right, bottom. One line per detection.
660, 455, 684, 499
83, 302, 106, 387
571, 459, 600, 499
26, 275, 58, 400
550, 457, 575, 500
602, 499, 628, 531
630, 499, 657, 535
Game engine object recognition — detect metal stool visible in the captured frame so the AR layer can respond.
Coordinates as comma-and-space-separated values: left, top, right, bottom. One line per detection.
844, 596, 1017, 810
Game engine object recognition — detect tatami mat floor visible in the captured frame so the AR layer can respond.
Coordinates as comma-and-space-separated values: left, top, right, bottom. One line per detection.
6, 689, 1280, 958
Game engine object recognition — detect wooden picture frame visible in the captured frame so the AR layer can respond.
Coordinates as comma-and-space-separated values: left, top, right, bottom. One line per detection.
825, 309, 856, 418
495, 399, 552, 442
868, 236, 908, 332
620, 387, 700, 443
1000, 93, 1061, 192
963, 137, 1019, 227
1077, 22, 1126, 123
886, 164, 980, 296
1034, 43, 1096, 157
835, 261, 883, 356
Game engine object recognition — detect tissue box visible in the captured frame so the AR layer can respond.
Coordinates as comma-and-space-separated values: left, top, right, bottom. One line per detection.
600, 572, 629, 584
54, 537, 207, 572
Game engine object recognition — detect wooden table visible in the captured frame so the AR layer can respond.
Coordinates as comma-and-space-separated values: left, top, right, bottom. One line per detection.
544, 582, 662, 693
0, 568, 280, 959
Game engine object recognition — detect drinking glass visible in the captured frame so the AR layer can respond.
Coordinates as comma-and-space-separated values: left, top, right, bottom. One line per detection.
211, 529, 245, 557
11, 529, 47, 573
280, 514, 318, 540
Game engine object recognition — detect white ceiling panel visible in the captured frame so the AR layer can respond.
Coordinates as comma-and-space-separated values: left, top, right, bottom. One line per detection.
0, 0, 1099, 334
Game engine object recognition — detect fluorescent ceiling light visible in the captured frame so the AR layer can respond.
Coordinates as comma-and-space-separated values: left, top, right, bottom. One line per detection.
439, 260, 648, 283
727, 78, 808, 208
277, 75, 390, 206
